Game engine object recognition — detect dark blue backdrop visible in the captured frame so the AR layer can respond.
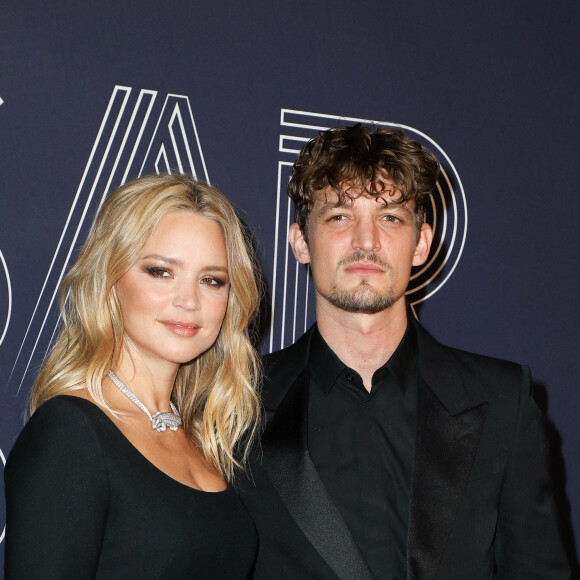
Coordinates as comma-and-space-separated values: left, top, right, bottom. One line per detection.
1, 0, 579, 574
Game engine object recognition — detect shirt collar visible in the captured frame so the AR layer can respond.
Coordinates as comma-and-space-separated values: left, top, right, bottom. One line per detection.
309, 320, 417, 396
309, 324, 346, 395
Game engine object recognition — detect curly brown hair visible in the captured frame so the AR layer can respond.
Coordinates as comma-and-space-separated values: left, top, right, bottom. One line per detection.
287, 124, 440, 238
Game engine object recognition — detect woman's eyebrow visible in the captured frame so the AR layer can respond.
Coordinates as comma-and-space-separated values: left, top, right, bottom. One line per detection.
140, 254, 184, 267
140, 255, 228, 273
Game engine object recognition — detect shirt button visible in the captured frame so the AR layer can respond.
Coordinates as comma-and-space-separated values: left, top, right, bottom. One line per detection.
346, 374, 353, 382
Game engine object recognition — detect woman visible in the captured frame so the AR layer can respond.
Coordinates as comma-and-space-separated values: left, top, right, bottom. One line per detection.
5, 174, 261, 579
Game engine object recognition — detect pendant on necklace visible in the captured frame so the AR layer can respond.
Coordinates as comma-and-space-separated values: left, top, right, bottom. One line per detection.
151, 410, 181, 432
107, 370, 182, 433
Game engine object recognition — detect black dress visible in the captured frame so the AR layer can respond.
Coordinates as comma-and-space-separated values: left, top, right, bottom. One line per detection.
4, 396, 258, 579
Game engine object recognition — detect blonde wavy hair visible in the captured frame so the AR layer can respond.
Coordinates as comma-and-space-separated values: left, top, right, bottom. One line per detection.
30, 173, 261, 481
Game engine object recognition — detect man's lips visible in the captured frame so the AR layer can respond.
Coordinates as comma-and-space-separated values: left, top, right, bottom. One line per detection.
344, 263, 385, 275
160, 320, 200, 337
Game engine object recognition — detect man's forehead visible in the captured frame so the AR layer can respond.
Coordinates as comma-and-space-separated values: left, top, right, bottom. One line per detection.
313, 183, 407, 206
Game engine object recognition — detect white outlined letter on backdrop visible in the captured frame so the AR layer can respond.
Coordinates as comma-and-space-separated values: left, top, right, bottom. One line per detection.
268, 109, 468, 352
0, 251, 11, 349
10, 85, 209, 394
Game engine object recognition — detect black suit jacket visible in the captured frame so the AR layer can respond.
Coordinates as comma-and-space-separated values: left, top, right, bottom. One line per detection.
237, 319, 569, 579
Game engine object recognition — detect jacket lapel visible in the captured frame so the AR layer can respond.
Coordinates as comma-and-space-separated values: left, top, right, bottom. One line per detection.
262, 321, 489, 580
407, 320, 488, 580
261, 360, 375, 580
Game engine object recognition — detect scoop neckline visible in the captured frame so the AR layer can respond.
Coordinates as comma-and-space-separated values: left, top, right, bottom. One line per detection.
56, 394, 231, 496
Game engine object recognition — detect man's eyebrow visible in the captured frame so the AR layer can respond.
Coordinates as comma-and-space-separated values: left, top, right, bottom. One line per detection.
316, 199, 353, 214
381, 201, 413, 213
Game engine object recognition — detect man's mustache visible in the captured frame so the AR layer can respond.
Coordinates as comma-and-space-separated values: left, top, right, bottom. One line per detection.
337, 252, 392, 271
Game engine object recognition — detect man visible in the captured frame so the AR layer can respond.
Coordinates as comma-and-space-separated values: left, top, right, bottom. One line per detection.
237, 124, 569, 579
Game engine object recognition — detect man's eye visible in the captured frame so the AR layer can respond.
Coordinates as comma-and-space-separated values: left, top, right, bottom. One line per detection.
382, 215, 402, 223
146, 267, 171, 278
328, 214, 347, 222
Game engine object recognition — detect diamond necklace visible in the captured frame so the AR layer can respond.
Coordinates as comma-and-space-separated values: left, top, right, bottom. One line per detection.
107, 370, 182, 432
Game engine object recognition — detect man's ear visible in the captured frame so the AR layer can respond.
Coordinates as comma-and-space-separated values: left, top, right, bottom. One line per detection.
288, 222, 310, 264
412, 222, 433, 267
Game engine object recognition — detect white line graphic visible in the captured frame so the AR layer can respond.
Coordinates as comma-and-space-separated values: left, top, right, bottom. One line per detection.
139, 93, 209, 183
10, 85, 209, 394
9, 85, 134, 389
156, 144, 171, 174
268, 161, 293, 352
0, 446, 5, 544
121, 90, 158, 184
11, 86, 135, 392
0, 251, 12, 347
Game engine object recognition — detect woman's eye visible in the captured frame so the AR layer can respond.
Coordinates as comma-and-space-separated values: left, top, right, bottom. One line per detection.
145, 267, 171, 278
201, 276, 227, 288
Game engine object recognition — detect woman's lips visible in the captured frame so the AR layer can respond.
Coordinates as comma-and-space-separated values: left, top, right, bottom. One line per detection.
160, 321, 200, 337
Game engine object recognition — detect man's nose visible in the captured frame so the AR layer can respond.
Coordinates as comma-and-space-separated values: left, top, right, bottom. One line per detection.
352, 217, 381, 253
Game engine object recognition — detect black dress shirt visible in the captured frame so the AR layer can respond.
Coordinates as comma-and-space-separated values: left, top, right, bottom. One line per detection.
308, 323, 418, 580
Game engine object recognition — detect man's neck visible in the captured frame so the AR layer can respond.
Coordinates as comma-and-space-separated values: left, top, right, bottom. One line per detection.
316, 300, 408, 391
